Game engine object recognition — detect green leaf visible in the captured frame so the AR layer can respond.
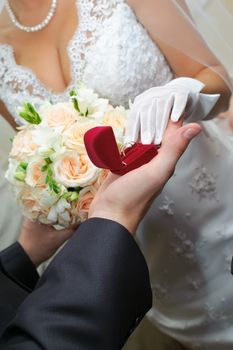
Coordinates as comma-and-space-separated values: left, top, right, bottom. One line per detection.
19, 102, 42, 125
47, 167, 53, 177
14, 171, 26, 182
14, 162, 28, 182
19, 111, 33, 123
74, 186, 83, 193
26, 102, 36, 114
62, 192, 72, 200
41, 164, 48, 172
69, 90, 77, 97
44, 157, 52, 165
19, 162, 28, 171
45, 174, 50, 184
45, 165, 60, 194
67, 186, 83, 193
70, 91, 80, 112
52, 184, 60, 194
70, 191, 79, 201
72, 98, 80, 112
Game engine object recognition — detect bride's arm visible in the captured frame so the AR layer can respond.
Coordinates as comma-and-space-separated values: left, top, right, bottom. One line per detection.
0, 100, 17, 129
126, 0, 231, 116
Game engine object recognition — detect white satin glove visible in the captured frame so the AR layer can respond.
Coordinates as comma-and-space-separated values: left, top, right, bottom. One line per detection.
125, 77, 220, 145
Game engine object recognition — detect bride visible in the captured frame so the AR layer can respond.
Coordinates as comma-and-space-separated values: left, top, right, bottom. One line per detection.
0, 0, 232, 349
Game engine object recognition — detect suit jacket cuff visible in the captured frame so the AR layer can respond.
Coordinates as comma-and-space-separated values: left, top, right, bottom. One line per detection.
0, 242, 39, 292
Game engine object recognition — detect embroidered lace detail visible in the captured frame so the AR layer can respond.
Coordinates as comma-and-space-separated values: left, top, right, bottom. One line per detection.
223, 246, 233, 273
189, 166, 218, 201
159, 196, 174, 216
83, 2, 173, 107
186, 276, 202, 291
170, 228, 196, 264
0, 0, 173, 125
152, 282, 168, 301
203, 301, 228, 325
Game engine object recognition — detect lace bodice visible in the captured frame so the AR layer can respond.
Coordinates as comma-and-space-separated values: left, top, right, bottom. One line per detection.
0, 0, 172, 125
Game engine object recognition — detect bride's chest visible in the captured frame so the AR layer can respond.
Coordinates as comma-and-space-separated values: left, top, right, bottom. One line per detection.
0, 0, 172, 124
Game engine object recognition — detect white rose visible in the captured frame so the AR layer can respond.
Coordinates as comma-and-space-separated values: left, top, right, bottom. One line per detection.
5, 159, 20, 185
47, 199, 71, 223
38, 188, 60, 208
74, 86, 109, 117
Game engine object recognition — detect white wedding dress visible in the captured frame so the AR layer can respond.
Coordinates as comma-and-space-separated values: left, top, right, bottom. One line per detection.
1, 1, 233, 349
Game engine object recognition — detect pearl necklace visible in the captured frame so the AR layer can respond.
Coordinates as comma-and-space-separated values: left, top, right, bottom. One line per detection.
5, 0, 57, 33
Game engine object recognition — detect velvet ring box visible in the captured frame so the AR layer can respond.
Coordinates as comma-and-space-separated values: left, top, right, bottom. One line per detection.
84, 126, 158, 175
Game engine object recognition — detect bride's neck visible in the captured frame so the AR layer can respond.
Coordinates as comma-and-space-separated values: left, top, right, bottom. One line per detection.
7, 0, 52, 25
8, 0, 46, 11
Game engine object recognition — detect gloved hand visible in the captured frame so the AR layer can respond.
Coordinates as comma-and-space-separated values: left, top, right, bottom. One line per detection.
125, 77, 220, 145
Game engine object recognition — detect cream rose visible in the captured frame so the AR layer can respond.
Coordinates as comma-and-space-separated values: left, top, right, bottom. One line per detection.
25, 158, 46, 188
63, 121, 99, 154
41, 103, 77, 131
53, 152, 99, 187
10, 129, 38, 160
76, 186, 96, 221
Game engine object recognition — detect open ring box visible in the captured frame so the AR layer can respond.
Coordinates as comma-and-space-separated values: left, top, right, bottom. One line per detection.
84, 126, 158, 175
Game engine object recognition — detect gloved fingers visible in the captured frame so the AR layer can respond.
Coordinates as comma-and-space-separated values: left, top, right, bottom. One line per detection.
154, 95, 174, 145
140, 98, 157, 144
170, 92, 189, 122
124, 106, 141, 143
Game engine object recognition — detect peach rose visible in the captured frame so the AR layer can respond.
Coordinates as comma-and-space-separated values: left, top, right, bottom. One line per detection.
76, 187, 96, 221
64, 121, 99, 154
10, 129, 38, 160
93, 169, 109, 189
20, 187, 58, 224
103, 106, 126, 130
41, 103, 77, 131
25, 158, 46, 188
20, 187, 42, 214
53, 152, 99, 187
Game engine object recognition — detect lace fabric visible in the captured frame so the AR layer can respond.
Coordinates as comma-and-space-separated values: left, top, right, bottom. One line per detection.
0, 0, 172, 124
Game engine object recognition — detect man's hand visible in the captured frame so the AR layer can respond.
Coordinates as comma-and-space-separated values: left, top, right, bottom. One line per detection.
18, 219, 76, 267
89, 120, 202, 234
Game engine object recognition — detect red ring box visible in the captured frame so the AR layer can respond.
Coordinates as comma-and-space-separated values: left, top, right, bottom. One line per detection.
84, 126, 158, 175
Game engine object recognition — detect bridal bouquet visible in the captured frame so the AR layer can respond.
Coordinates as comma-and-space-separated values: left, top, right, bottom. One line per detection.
6, 86, 126, 228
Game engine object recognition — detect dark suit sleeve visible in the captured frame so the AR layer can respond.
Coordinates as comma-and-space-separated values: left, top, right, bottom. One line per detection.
0, 243, 39, 335
0, 242, 39, 292
1, 218, 152, 350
